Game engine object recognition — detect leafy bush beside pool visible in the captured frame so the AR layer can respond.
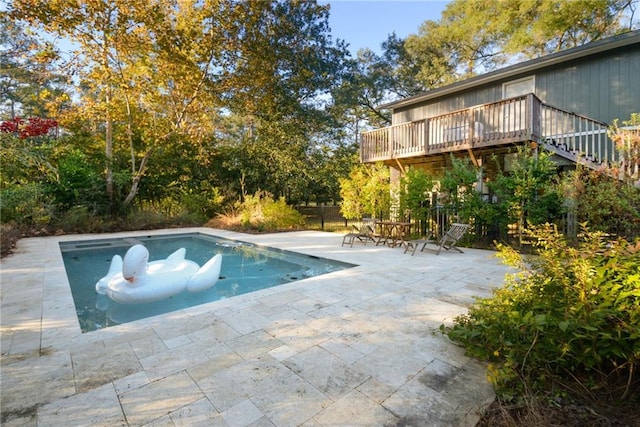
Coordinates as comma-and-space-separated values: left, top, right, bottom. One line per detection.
443, 224, 640, 403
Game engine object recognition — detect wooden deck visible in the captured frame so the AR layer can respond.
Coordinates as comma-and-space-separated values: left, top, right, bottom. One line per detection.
360, 93, 637, 178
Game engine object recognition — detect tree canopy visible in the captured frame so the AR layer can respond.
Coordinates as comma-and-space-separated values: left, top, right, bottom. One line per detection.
403, 0, 638, 81
5, 0, 353, 214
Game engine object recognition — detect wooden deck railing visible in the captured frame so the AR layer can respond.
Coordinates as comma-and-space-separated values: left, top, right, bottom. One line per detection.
361, 93, 636, 179
360, 94, 538, 162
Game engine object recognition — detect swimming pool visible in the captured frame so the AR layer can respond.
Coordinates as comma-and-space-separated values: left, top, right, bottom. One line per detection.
60, 233, 354, 332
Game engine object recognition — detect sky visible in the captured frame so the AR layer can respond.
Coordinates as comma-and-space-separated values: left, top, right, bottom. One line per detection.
322, 0, 449, 55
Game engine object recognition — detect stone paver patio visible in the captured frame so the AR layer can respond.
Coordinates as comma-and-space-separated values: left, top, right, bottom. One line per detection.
1, 228, 511, 426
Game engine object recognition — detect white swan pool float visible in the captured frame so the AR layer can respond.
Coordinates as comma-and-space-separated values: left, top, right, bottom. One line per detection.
95, 244, 222, 304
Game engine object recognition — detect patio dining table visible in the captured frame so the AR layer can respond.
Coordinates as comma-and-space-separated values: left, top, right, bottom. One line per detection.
374, 221, 413, 248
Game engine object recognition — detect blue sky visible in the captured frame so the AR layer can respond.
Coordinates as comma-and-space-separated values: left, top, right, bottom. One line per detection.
323, 0, 449, 55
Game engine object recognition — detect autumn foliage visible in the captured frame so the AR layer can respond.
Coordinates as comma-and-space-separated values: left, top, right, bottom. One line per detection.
0, 117, 58, 139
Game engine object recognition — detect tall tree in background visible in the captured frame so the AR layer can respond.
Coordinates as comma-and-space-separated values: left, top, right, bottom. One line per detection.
332, 50, 392, 131
13, 1, 159, 208
216, 0, 349, 202
8, 0, 350, 211
0, 15, 69, 120
496, 0, 636, 57
404, 0, 638, 82
380, 32, 450, 95
330, 32, 433, 145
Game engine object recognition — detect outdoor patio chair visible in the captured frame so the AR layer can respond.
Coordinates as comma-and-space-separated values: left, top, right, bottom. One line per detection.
404, 223, 471, 255
341, 224, 377, 247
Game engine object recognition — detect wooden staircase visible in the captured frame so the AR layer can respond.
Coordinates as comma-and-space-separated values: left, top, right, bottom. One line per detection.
538, 103, 639, 183
541, 137, 605, 169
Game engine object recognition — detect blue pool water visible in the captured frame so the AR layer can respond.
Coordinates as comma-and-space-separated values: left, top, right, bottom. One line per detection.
60, 233, 354, 333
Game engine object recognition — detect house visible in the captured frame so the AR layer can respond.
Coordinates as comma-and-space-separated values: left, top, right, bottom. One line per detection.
360, 30, 640, 195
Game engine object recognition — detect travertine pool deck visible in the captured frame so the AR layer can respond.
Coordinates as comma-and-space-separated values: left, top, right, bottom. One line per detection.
1, 228, 511, 426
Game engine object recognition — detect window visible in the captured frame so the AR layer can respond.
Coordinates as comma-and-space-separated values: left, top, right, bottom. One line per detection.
502, 76, 535, 99
501, 76, 535, 133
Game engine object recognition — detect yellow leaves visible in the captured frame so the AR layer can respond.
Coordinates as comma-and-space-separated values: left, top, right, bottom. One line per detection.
495, 242, 524, 268
38, 88, 51, 100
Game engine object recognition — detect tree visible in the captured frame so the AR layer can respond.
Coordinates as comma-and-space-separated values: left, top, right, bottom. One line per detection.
331, 33, 433, 133
307, 140, 359, 205
405, 0, 639, 80
399, 167, 436, 235
440, 156, 481, 212
215, 1, 350, 202
490, 147, 564, 243
10, 0, 171, 208
0, 15, 69, 120
339, 162, 390, 220
496, 0, 637, 57
402, 24, 458, 88
8, 0, 350, 214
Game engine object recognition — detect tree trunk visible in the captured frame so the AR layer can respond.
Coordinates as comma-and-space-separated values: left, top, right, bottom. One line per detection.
105, 94, 114, 209
103, 30, 114, 212
123, 147, 153, 206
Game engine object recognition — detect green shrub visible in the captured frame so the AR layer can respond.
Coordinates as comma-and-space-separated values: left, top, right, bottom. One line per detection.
47, 148, 106, 211
55, 205, 111, 233
0, 183, 55, 230
490, 148, 564, 241
339, 162, 391, 220
0, 223, 21, 257
440, 156, 479, 216
127, 198, 204, 229
178, 185, 224, 222
235, 191, 304, 231
443, 224, 640, 402
399, 167, 436, 226
261, 196, 304, 230
562, 168, 640, 240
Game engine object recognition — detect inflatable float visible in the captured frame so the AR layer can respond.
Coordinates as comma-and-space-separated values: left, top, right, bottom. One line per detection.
95, 244, 222, 304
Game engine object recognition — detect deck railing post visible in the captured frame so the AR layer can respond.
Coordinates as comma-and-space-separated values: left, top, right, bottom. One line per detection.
533, 94, 541, 141
468, 108, 474, 144
526, 94, 533, 140
425, 118, 430, 153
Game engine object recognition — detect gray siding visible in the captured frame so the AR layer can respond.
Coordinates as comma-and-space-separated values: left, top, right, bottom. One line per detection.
536, 46, 640, 123
392, 86, 502, 123
392, 43, 640, 126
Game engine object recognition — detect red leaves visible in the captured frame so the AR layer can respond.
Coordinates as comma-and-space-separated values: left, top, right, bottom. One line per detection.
0, 117, 58, 139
